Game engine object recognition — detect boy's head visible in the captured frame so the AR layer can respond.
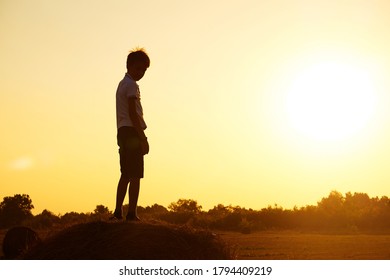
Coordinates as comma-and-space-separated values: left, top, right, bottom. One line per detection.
126, 48, 150, 81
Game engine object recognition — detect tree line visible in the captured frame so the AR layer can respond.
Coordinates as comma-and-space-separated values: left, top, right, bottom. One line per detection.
1, 191, 390, 233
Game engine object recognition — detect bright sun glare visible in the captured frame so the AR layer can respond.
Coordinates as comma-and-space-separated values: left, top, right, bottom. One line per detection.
285, 61, 377, 141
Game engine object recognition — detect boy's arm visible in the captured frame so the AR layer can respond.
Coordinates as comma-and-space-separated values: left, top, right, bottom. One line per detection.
128, 98, 149, 154
128, 97, 146, 139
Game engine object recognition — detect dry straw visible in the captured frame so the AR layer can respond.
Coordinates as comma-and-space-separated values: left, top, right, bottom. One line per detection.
23, 221, 236, 260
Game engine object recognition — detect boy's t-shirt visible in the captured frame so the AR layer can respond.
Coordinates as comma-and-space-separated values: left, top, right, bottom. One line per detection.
116, 73, 147, 130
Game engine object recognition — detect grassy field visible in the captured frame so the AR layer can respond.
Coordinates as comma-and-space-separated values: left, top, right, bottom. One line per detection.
220, 231, 390, 260
2, 227, 390, 259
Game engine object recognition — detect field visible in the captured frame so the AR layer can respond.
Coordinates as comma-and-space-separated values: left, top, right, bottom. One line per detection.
1, 227, 390, 260
220, 231, 390, 260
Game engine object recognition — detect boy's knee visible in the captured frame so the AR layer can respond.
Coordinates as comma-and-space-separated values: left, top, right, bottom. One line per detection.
129, 178, 140, 184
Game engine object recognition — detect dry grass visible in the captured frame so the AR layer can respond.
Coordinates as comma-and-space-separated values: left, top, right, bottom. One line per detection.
220, 230, 390, 260
3, 225, 390, 260
2, 226, 40, 259
0, 230, 6, 259
22, 220, 235, 260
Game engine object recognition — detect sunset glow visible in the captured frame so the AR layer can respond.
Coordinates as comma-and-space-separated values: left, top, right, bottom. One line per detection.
285, 60, 377, 141
1, 0, 390, 215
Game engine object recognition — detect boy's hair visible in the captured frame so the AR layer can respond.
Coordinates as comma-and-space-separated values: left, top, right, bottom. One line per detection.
127, 48, 150, 69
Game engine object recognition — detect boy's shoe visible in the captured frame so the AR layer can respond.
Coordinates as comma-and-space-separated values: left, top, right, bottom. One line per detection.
126, 213, 141, 222
109, 210, 123, 221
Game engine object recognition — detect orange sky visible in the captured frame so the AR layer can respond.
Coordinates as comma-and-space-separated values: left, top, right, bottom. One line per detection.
1, 0, 390, 215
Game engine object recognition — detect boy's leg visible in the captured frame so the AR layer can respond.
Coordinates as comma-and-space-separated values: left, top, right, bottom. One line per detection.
114, 174, 130, 218
127, 178, 140, 220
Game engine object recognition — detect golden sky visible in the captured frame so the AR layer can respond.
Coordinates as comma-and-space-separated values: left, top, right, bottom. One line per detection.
1, 0, 390, 215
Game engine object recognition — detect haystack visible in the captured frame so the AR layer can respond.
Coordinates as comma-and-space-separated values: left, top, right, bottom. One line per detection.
2, 226, 41, 259
24, 221, 235, 259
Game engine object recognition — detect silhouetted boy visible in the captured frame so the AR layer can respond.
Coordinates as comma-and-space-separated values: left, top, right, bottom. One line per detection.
113, 48, 150, 221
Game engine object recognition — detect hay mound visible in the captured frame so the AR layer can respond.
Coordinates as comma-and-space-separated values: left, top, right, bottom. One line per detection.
3, 226, 41, 259
24, 221, 235, 259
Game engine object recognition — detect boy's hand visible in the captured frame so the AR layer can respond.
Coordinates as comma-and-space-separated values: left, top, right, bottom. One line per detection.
141, 139, 149, 155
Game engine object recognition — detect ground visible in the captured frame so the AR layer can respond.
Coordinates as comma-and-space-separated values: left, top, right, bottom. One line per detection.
1, 227, 390, 260
220, 230, 390, 260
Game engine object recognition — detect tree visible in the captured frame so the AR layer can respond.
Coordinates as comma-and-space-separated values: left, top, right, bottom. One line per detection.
94, 205, 111, 215
164, 199, 203, 224
60, 212, 88, 225
140, 203, 168, 215
28, 209, 60, 228
91, 205, 112, 220
168, 199, 202, 213
208, 204, 236, 217
317, 190, 344, 215
0, 194, 34, 228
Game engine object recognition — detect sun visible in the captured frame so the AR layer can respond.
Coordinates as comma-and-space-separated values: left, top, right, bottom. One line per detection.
285, 61, 377, 141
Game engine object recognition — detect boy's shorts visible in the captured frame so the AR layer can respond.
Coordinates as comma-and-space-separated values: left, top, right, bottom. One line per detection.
117, 126, 144, 179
